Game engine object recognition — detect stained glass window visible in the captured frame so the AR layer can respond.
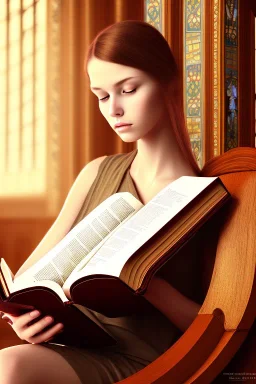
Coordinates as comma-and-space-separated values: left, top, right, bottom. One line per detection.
184, 0, 203, 167
213, 0, 221, 157
144, 0, 162, 31
145, 0, 203, 166
224, 0, 238, 151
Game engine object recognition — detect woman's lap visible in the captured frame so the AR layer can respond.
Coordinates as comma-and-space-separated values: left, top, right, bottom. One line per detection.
1, 314, 181, 383
42, 342, 147, 384
41, 324, 162, 384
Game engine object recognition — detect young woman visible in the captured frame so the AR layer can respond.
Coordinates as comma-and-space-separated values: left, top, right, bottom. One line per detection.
0, 20, 202, 383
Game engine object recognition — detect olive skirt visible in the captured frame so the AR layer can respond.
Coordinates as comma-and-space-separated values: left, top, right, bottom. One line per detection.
42, 316, 182, 384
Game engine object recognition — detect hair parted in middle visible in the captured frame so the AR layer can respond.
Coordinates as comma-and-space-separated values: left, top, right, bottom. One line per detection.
85, 20, 200, 174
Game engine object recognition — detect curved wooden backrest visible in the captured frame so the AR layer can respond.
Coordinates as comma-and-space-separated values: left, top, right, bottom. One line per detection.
119, 147, 256, 384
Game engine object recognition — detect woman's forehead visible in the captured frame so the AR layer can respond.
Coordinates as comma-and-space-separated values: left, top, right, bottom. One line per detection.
87, 58, 146, 88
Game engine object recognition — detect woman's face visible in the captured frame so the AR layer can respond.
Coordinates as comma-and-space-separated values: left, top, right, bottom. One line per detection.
87, 57, 169, 142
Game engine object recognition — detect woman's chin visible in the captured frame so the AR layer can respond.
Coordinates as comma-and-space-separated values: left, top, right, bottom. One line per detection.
116, 133, 138, 143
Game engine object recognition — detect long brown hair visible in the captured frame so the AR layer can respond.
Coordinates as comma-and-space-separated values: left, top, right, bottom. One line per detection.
85, 20, 200, 174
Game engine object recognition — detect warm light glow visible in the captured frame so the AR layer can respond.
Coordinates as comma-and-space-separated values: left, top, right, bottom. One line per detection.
0, 0, 47, 196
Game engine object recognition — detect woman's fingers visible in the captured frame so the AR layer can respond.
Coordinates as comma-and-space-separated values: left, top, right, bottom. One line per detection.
11, 310, 41, 331
21, 313, 55, 338
0, 311, 20, 325
8, 310, 64, 344
23, 321, 64, 345
1, 315, 13, 325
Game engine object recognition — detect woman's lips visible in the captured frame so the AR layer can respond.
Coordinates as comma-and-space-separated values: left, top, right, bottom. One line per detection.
114, 124, 132, 132
114, 122, 132, 128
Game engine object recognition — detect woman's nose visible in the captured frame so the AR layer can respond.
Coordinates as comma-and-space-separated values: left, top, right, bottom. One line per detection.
108, 98, 123, 117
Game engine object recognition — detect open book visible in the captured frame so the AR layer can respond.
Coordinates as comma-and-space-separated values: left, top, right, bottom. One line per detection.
0, 176, 230, 346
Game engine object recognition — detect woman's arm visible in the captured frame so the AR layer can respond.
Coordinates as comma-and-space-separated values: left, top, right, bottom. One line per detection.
144, 276, 201, 333
2, 156, 107, 345
15, 155, 107, 277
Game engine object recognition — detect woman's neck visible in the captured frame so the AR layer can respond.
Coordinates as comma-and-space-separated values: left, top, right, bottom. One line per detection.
131, 130, 197, 185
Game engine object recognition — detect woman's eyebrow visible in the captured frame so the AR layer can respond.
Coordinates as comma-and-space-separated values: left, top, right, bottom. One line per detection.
90, 76, 139, 91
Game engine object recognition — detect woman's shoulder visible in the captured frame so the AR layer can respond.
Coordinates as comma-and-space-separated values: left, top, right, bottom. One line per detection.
84, 151, 137, 175
52, 155, 109, 228
83, 155, 108, 175
80, 150, 137, 187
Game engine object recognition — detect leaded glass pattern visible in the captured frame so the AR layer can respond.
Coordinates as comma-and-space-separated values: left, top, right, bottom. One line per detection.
145, 0, 203, 166
184, 0, 203, 167
145, 0, 162, 31
224, 0, 238, 151
213, 0, 221, 156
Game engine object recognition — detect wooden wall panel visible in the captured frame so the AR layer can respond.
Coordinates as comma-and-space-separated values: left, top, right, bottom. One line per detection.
0, 219, 54, 273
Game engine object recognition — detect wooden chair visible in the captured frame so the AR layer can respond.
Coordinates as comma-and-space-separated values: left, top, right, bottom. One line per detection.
118, 147, 256, 383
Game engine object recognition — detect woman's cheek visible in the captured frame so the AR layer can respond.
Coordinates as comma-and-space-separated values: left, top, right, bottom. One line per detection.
99, 104, 108, 120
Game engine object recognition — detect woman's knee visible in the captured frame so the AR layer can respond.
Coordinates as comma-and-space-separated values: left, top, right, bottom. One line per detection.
0, 344, 81, 384
0, 344, 27, 384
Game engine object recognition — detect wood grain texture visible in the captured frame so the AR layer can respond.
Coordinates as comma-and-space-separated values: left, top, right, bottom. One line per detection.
199, 172, 256, 330
119, 313, 225, 384
185, 330, 248, 383
201, 147, 256, 176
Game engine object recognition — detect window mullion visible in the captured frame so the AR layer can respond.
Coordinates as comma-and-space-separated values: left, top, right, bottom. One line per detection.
32, 0, 36, 168
19, 0, 23, 170
6, 1, 10, 171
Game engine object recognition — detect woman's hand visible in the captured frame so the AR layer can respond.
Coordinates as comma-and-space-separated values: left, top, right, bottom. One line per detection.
0, 310, 64, 344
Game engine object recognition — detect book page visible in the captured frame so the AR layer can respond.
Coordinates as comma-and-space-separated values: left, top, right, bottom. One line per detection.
0, 258, 68, 302
10, 279, 69, 302
0, 259, 14, 294
14, 193, 143, 289
66, 176, 217, 282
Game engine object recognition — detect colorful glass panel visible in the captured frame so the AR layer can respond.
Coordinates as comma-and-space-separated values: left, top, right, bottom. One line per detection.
224, 0, 238, 151
145, 0, 162, 31
213, 0, 221, 156
185, 0, 203, 166
145, 0, 203, 166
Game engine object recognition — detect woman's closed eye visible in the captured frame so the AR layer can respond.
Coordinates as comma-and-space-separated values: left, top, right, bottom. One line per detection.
99, 89, 136, 102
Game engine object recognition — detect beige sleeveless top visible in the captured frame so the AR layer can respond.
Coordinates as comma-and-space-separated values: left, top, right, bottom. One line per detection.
70, 150, 182, 355
71, 150, 140, 229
